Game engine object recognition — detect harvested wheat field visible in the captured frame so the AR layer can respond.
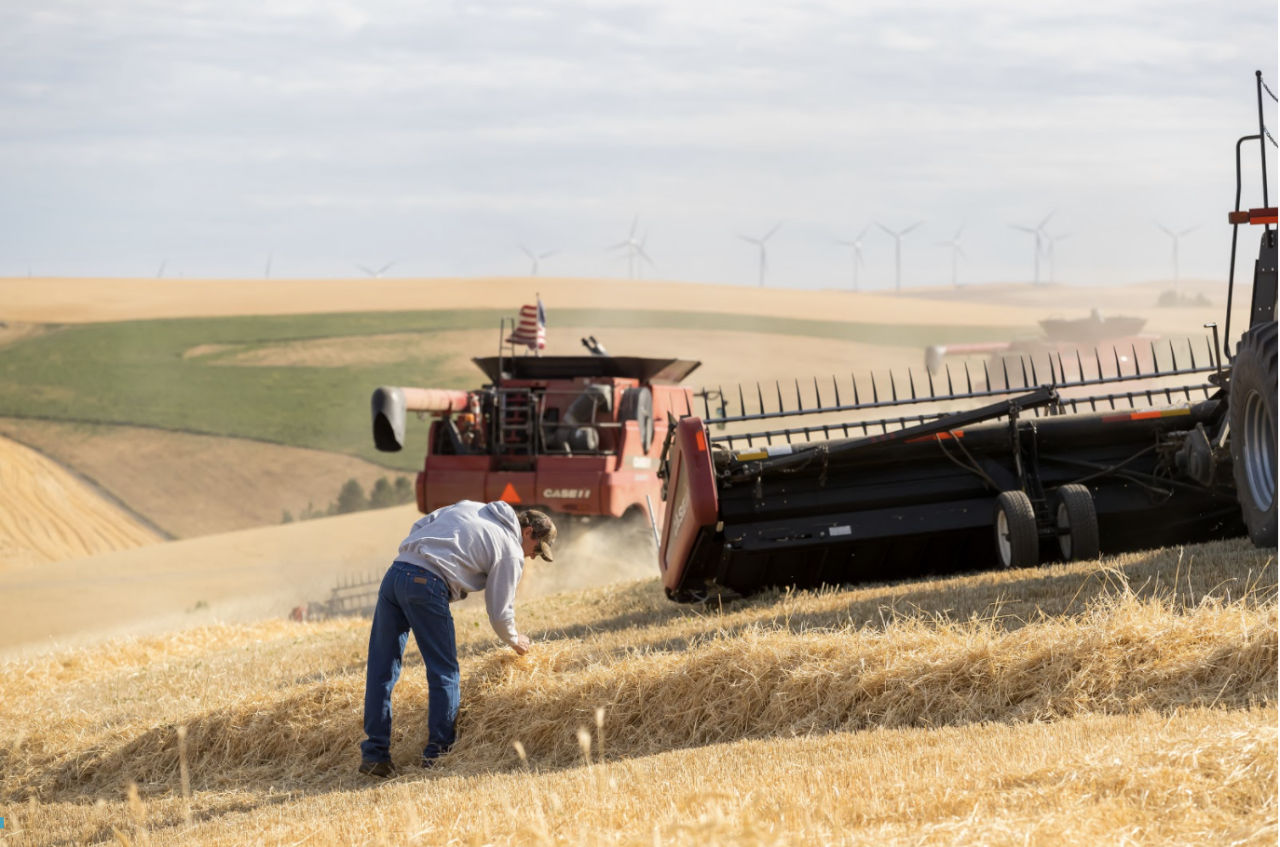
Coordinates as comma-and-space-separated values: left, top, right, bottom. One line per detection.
0, 433, 160, 570
1, 538, 1274, 846
0, 418, 411, 539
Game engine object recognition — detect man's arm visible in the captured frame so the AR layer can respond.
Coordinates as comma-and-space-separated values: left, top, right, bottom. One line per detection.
484, 553, 526, 652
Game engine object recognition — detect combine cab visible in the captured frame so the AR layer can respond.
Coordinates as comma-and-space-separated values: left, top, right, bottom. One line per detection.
372, 347, 698, 525
657, 71, 1276, 602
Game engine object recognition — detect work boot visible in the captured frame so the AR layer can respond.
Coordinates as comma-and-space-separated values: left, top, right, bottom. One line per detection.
358, 759, 397, 778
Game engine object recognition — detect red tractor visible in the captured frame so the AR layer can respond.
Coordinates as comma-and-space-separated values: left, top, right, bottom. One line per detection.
371, 347, 699, 529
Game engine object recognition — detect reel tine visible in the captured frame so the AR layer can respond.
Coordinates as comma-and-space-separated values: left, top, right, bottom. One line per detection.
775, 380, 784, 414
794, 378, 803, 412
1001, 356, 1011, 390
945, 363, 955, 395
889, 371, 899, 401
1027, 354, 1038, 386
1188, 340, 1199, 369
871, 372, 880, 403
852, 373, 861, 405
1094, 347, 1104, 380
738, 383, 747, 419
756, 381, 765, 416
926, 366, 937, 398
1169, 339, 1179, 371
836, 377, 849, 436
1113, 346, 1123, 378
968, 361, 977, 394
1131, 343, 1142, 377
908, 368, 918, 400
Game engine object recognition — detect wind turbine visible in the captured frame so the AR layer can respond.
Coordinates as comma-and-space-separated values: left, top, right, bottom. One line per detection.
836, 225, 871, 291
937, 224, 966, 288
520, 245, 556, 276
739, 222, 782, 288
156, 259, 167, 279
1010, 211, 1054, 284
876, 220, 923, 292
1157, 223, 1197, 287
609, 216, 654, 279
264, 251, 273, 280
356, 261, 397, 278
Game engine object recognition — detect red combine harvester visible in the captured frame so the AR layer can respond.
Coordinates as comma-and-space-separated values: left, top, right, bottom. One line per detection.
371, 345, 699, 527
924, 310, 1157, 390
656, 71, 1276, 602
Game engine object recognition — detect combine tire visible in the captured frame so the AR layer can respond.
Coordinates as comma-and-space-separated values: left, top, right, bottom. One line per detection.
1055, 483, 1099, 561
1229, 321, 1277, 547
994, 490, 1038, 569
620, 387, 655, 453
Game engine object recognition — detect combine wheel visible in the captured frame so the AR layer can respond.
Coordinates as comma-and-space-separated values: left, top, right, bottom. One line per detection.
994, 490, 1038, 569
1055, 483, 1100, 561
1229, 321, 1278, 547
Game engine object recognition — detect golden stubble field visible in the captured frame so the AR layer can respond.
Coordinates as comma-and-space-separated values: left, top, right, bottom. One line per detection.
0, 540, 1274, 846
0, 274, 1273, 846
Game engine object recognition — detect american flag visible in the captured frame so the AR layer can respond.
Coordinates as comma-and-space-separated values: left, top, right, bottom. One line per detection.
506, 299, 547, 350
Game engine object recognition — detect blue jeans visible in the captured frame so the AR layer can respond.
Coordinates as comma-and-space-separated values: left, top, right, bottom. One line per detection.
360, 561, 459, 763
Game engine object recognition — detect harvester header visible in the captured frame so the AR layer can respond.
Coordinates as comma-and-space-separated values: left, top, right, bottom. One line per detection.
655, 70, 1276, 602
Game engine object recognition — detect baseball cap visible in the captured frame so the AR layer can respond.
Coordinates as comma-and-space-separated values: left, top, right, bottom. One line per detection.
523, 509, 557, 561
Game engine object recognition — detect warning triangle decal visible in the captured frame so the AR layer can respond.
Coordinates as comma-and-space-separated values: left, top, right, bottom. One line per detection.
499, 482, 522, 504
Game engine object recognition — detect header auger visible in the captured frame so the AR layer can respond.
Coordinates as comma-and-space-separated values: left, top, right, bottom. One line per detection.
656, 70, 1276, 603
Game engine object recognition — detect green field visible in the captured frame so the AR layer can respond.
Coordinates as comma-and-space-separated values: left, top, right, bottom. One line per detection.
0, 309, 1024, 468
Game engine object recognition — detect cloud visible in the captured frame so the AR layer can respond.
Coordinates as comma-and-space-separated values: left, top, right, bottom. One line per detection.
0, 0, 1274, 283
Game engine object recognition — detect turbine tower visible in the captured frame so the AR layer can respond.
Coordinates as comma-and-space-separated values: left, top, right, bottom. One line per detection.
520, 245, 556, 276
1157, 223, 1197, 287
264, 251, 273, 280
739, 222, 782, 288
937, 224, 966, 288
876, 221, 923, 292
1043, 230, 1070, 284
609, 216, 654, 279
836, 225, 871, 291
356, 261, 397, 278
1010, 211, 1054, 285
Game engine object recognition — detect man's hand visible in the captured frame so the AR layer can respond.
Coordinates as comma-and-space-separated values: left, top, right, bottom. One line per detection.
512, 633, 531, 655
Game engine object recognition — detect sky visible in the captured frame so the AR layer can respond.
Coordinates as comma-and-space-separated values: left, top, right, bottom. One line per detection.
0, 1, 1276, 290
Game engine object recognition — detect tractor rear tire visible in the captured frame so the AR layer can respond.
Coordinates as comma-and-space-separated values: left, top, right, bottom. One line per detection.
1055, 483, 1100, 561
994, 490, 1038, 569
1229, 321, 1278, 547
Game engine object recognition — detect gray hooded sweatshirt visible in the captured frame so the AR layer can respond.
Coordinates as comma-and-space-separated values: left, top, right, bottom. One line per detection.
394, 500, 524, 647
